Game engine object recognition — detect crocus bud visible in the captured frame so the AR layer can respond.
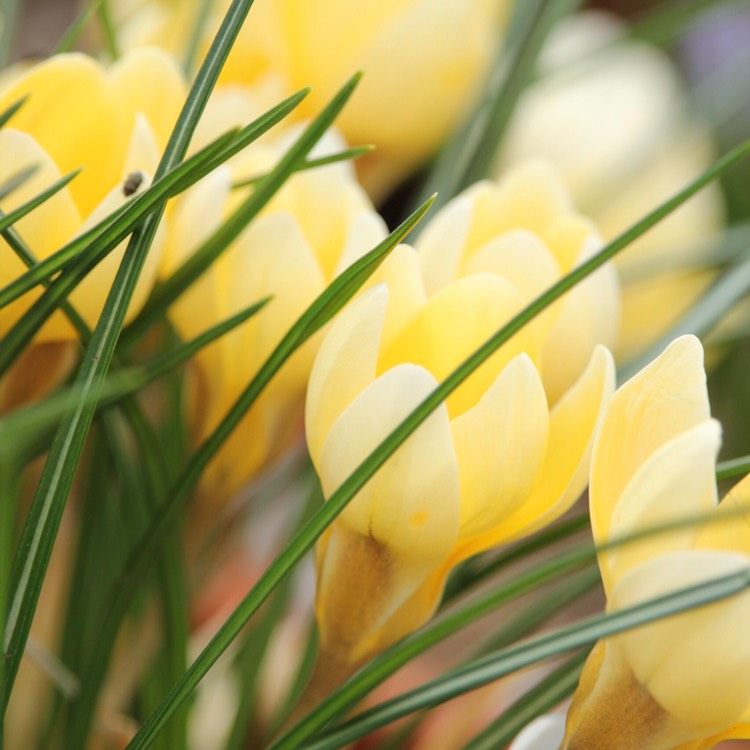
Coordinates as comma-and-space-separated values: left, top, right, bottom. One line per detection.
562, 336, 750, 750
0, 49, 186, 341
165, 127, 388, 504
305, 162, 617, 678
498, 12, 724, 361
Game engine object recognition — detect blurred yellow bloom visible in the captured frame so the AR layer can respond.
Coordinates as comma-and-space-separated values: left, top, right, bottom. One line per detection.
499, 12, 725, 361
165, 127, 387, 504
113, 0, 510, 199
305, 162, 617, 674
562, 335, 750, 750
0, 48, 185, 340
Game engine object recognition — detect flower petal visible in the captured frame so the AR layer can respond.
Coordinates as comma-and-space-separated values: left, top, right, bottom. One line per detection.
318, 363, 460, 562
590, 335, 709, 548
496, 345, 615, 545
510, 715, 567, 750
379, 273, 540, 418
451, 354, 549, 540
306, 284, 388, 466
611, 550, 750, 730
603, 420, 721, 592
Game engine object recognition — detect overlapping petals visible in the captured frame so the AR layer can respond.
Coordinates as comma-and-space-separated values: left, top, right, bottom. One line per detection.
306, 162, 618, 666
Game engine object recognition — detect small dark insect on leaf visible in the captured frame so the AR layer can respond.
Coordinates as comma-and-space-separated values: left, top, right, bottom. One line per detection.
123, 172, 145, 197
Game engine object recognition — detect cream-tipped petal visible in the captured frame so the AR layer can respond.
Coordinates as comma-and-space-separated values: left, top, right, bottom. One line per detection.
42, 176, 162, 339
379, 273, 540, 418
509, 715, 567, 750
494, 345, 615, 546
611, 550, 750, 730
416, 193, 474, 295
318, 363, 460, 562
306, 284, 388, 467
109, 47, 186, 152
121, 113, 160, 179
451, 354, 549, 538
696, 472, 750, 557
590, 335, 709, 547
603, 420, 721, 592
365, 244, 427, 351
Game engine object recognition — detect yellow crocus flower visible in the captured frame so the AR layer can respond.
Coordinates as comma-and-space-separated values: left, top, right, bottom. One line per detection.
0, 48, 186, 341
112, 0, 510, 199
305, 162, 617, 682
561, 335, 750, 750
499, 12, 724, 362
164, 126, 387, 505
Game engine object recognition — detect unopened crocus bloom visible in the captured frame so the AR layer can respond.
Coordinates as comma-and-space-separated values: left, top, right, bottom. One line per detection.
0, 48, 185, 341
499, 11, 724, 361
165, 127, 387, 505
561, 335, 750, 750
113, 0, 510, 199
305, 162, 617, 687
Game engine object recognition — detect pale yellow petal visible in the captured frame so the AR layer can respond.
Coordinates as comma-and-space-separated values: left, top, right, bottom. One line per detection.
451, 354, 549, 538
364, 243, 426, 351
540, 240, 619, 404
590, 335, 709, 546
43, 174, 160, 338
121, 113, 160, 179
466, 161, 571, 253
696, 472, 750, 557
318, 363, 460, 562
461, 229, 562, 342
496, 345, 615, 546
162, 167, 231, 277
305, 284, 387, 467
379, 273, 540, 418
603, 420, 721, 592
416, 192, 474, 295
109, 46, 186, 151
0, 54, 124, 215
611, 550, 750, 730
0, 130, 80, 337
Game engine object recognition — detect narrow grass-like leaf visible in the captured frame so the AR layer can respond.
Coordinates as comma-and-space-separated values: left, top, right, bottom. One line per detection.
0, 96, 25, 129
122, 72, 363, 346
0, 170, 80, 233
473, 567, 601, 657
97, 0, 120, 59
1, 0, 267, 706
461, 650, 588, 750
124, 142, 750, 749
0, 298, 269, 462
414, 0, 580, 214
306, 568, 750, 749
121, 196, 434, 750
443, 514, 589, 603
54, 0, 104, 54
0, 165, 38, 202
717, 454, 750, 483
231, 145, 375, 189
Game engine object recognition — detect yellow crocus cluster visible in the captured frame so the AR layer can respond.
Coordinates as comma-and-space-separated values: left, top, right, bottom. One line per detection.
112, 0, 510, 199
165, 126, 387, 504
305, 162, 618, 676
561, 335, 750, 750
499, 11, 725, 361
